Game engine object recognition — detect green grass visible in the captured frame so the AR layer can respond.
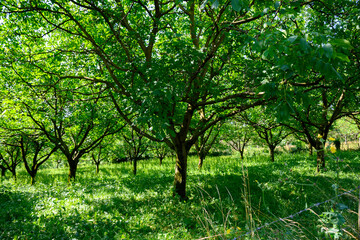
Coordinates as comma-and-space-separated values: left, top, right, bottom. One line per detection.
1, 150, 359, 239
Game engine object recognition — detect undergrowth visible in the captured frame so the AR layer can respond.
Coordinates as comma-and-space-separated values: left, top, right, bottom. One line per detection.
0, 150, 359, 239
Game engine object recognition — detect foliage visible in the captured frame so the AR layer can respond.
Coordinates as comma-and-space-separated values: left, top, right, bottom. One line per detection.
2, 0, 357, 198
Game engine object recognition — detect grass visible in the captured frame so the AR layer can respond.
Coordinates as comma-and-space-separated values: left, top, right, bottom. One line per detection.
0, 149, 359, 239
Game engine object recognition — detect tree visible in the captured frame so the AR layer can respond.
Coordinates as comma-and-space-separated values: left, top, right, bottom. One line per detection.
19, 134, 59, 185
253, 0, 360, 171
331, 117, 359, 150
241, 107, 291, 162
222, 118, 253, 160
122, 128, 150, 175
25, 84, 125, 182
152, 142, 170, 166
194, 123, 222, 169
1, 0, 356, 199
0, 59, 126, 182
91, 141, 111, 174
0, 137, 22, 181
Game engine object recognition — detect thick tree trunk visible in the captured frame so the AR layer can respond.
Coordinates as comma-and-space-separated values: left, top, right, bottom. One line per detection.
133, 158, 137, 175
68, 160, 78, 183
173, 142, 189, 200
269, 146, 275, 162
95, 163, 100, 174
11, 168, 16, 181
30, 172, 36, 185
0, 165, 6, 177
240, 150, 244, 160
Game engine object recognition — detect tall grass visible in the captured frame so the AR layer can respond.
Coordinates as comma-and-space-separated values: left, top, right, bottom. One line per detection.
0, 150, 359, 239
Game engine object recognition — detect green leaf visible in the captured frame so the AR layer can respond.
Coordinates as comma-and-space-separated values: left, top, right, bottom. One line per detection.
274, 1, 281, 9
200, 0, 209, 9
299, 38, 310, 52
330, 39, 354, 50
336, 203, 348, 210
280, 65, 289, 71
211, 0, 219, 9
231, 0, 241, 12
323, 43, 333, 59
261, 49, 269, 60
288, 35, 297, 43
261, 8, 269, 16
334, 52, 350, 62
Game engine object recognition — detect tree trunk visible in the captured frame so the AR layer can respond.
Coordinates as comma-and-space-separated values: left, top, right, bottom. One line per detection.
173, 142, 189, 201
68, 160, 78, 183
316, 146, 325, 172
30, 173, 36, 185
159, 157, 163, 166
95, 163, 100, 174
198, 155, 204, 170
0, 166, 6, 177
239, 150, 244, 160
11, 168, 16, 182
308, 143, 313, 156
133, 158, 137, 175
269, 146, 275, 162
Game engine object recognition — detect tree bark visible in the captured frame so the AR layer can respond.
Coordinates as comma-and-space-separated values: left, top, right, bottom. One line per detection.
198, 155, 204, 170
95, 163, 100, 174
240, 149, 244, 160
308, 143, 313, 156
173, 141, 189, 201
30, 172, 36, 185
159, 157, 163, 166
133, 158, 137, 175
68, 159, 79, 183
316, 145, 325, 172
0, 165, 6, 177
269, 146, 275, 162
11, 168, 16, 182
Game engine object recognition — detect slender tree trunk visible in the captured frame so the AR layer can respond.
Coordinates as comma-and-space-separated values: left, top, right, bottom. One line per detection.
159, 157, 163, 166
308, 143, 313, 156
133, 158, 137, 175
198, 155, 204, 170
173, 142, 189, 200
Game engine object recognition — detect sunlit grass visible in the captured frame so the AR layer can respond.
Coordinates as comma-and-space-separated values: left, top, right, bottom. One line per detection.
1, 150, 359, 239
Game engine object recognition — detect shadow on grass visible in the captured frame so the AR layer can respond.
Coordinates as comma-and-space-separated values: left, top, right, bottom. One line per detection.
5, 151, 359, 239
0, 185, 65, 240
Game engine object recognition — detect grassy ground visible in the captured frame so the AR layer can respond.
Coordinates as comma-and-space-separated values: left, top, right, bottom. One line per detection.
0, 150, 359, 239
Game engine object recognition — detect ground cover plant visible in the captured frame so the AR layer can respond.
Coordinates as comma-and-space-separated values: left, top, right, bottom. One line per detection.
1, 149, 359, 240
